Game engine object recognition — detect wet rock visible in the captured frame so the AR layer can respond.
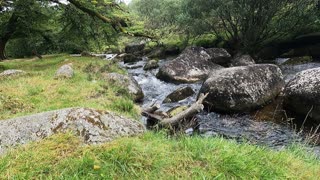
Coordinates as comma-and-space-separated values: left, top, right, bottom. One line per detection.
147, 47, 165, 59
125, 43, 145, 54
0, 108, 145, 154
230, 54, 255, 67
54, 64, 74, 79
284, 68, 320, 123
199, 64, 284, 113
123, 54, 141, 64
143, 60, 159, 70
157, 47, 224, 83
197, 113, 300, 147
102, 73, 144, 102
0, 69, 26, 78
164, 46, 180, 56
205, 48, 232, 66
282, 56, 313, 65
163, 86, 195, 103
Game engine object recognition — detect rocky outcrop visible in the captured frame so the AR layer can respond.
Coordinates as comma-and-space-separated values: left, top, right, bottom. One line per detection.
284, 68, 320, 123
0, 69, 26, 78
0, 108, 145, 154
230, 54, 255, 67
205, 48, 231, 66
125, 43, 145, 54
54, 64, 74, 79
163, 86, 195, 103
157, 47, 223, 83
199, 64, 284, 113
103, 73, 144, 102
143, 60, 159, 70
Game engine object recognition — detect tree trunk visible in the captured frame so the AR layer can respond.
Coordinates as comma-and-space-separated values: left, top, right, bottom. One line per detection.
0, 39, 7, 61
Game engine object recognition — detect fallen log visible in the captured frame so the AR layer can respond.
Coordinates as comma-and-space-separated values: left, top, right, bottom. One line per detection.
141, 93, 208, 128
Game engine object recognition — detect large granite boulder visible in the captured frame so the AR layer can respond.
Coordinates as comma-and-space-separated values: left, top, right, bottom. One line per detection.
163, 86, 195, 103
54, 64, 74, 79
205, 48, 232, 66
103, 73, 144, 102
284, 68, 320, 123
230, 54, 256, 67
199, 64, 284, 113
0, 108, 145, 154
157, 47, 223, 83
0, 69, 26, 78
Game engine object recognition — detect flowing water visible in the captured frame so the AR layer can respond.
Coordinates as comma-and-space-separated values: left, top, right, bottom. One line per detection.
120, 57, 320, 151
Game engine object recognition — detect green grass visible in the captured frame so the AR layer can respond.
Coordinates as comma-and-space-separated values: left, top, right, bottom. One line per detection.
1, 55, 320, 179
0, 132, 319, 179
0, 55, 139, 120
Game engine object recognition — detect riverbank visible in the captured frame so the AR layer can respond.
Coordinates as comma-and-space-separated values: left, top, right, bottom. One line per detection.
0, 55, 319, 178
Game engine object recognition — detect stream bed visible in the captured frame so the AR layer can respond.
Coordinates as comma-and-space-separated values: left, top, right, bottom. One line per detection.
120, 58, 320, 153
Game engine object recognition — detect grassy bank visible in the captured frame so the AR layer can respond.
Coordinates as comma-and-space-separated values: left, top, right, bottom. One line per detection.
0, 55, 139, 120
0, 55, 319, 179
0, 132, 319, 179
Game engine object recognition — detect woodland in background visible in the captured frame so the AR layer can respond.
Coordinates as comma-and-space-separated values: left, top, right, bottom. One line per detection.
1, 0, 320, 59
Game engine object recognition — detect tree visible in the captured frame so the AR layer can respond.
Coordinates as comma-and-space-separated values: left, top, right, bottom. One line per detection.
183, 0, 319, 53
0, 0, 127, 60
130, 0, 319, 53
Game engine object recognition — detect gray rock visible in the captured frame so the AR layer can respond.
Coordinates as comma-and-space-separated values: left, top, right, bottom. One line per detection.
284, 68, 320, 123
0, 108, 145, 154
103, 73, 144, 102
0, 69, 26, 78
163, 86, 195, 103
54, 64, 74, 79
157, 47, 223, 83
230, 54, 255, 66
143, 60, 159, 70
123, 54, 141, 64
147, 47, 165, 58
205, 48, 232, 66
199, 64, 284, 113
125, 43, 145, 54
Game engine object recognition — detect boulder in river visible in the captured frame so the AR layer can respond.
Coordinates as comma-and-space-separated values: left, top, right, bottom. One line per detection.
163, 86, 195, 103
54, 64, 74, 79
0, 108, 145, 154
199, 64, 284, 113
205, 48, 232, 66
230, 54, 255, 67
123, 54, 141, 64
143, 60, 159, 70
284, 68, 320, 123
102, 73, 144, 102
157, 47, 223, 83
0, 69, 26, 78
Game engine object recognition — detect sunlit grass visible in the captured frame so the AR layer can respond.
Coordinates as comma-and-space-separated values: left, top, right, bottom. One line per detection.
0, 132, 319, 179
0, 55, 139, 120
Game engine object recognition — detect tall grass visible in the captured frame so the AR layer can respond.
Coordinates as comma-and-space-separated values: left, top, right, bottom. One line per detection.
0, 132, 319, 179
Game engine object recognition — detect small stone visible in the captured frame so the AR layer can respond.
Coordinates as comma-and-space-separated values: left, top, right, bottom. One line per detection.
163, 87, 195, 103
143, 60, 159, 70
0, 69, 26, 78
54, 64, 74, 79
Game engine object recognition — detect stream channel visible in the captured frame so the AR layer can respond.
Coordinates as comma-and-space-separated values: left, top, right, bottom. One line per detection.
119, 57, 320, 154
